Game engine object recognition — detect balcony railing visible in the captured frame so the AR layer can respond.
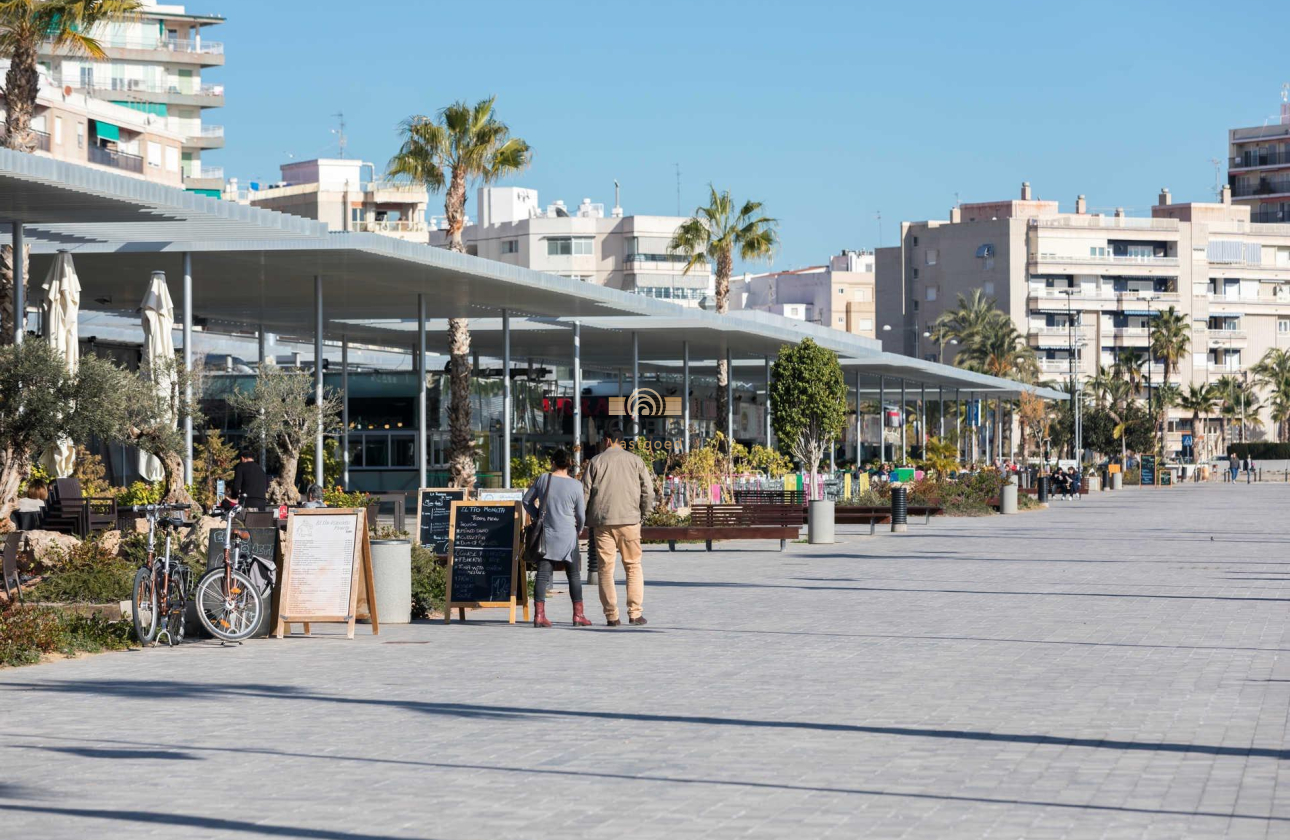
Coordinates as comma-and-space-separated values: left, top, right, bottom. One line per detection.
1029, 216, 1179, 231
45, 35, 223, 55
354, 220, 429, 234
87, 145, 143, 174
1038, 358, 1078, 372
1231, 151, 1290, 169
1231, 179, 1290, 198
1030, 252, 1179, 267
75, 79, 224, 98
185, 166, 223, 181
1251, 209, 1290, 224
1109, 327, 1149, 337
196, 124, 224, 137
1207, 329, 1247, 341
1028, 325, 1082, 335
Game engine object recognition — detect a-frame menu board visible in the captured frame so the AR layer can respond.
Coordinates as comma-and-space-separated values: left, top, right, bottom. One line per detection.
275, 507, 378, 639
444, 500, 524, 624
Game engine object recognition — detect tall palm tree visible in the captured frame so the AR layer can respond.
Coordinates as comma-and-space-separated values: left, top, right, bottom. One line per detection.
1177, 383, 1217, 462
1149, 306, 1189, 455
669, 186, 777, 442
953, 319, 1035, 459
1252, 347, 1290, 441
1113, 350, 1145, 397
388, 97, 531, 487
1087, 364, 1118, 410
1, 1, 141, 346
933, 289, 1008, 350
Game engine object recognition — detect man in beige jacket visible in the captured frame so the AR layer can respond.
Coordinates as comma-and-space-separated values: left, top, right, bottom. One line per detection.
582, 425, 657, 625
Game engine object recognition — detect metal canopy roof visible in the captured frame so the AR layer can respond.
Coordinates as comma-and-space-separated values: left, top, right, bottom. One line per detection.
0, 149, 1064, 401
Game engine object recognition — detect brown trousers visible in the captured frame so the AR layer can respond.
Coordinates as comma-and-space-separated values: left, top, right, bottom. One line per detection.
593, 523, 643, 621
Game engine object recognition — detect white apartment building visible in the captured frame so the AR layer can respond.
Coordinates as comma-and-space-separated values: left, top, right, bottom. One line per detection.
238, 159, 429, 242
36, 0, 225, 195
877, 182, 1290, 459
1228, 89, 1290, 224
730, 250, 877, 338
0, 62, 185, 188
429, 187, 715, 306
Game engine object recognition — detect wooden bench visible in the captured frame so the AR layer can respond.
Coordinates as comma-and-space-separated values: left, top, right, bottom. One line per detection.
832, 509, 892, 535
840, 505, 944, 525
689, 504, 802, 550
642, 525, 802, 551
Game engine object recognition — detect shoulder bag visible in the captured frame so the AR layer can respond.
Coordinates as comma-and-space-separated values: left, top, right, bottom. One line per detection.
523, 472, 553, 566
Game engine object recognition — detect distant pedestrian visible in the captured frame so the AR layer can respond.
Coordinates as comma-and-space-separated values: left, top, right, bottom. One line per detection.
1067, 467, 1081, 500
1229, 451, 1240, 482
582, 425, 656, 626
231, 449, 269, 509
1246, 456, 1255, 484
522, 449, 591, 628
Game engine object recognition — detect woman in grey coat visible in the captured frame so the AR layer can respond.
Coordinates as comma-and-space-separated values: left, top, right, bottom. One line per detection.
522, 448, 591, 628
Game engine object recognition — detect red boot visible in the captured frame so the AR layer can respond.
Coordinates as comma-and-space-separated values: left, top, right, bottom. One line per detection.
533, 602, 551, 628
572, 601, 592, 627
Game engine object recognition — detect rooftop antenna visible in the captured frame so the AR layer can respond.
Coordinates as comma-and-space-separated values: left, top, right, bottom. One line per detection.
1209, 158, 1223, 200
875, 210, 883, 247
330, 111, 347, 158
674, 163, 681, 216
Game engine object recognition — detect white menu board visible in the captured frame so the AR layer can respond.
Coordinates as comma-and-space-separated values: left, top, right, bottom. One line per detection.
283, 512, 359, 617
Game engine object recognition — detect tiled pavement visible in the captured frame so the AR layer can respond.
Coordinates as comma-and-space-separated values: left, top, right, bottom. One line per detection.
1, 483, 1288, 839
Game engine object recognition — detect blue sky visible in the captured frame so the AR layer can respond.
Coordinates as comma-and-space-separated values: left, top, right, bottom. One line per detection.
212, 0, 1289, 270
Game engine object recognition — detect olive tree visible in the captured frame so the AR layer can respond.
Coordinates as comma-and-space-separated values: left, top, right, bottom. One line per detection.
127, 357, 202, 507
229, 367, 340, 504
769, 338, 847, 501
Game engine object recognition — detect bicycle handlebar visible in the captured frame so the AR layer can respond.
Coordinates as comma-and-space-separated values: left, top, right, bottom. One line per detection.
131, 502, 193, 513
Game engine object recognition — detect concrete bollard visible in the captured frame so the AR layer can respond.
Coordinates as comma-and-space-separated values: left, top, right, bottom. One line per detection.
1001, 476, 1019, 514
1111, 471, 1123, 490
808, 500, 835, 544
369, 539, 412, 624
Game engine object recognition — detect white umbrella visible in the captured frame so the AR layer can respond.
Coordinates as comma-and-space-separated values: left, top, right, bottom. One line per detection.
40, 252, 80, 478
138, 271, 176, 482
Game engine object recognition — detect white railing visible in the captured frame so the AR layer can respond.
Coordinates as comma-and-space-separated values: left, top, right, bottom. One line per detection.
1038, 358, 1076, 372
188, 166, 223, 180
1109, 327, 1149, 337
77, 79, 224, 97
1028, 325, 1082, 335
1029, 216, 1180, 231
196, 124, 224, 137
44, 36, 224, 55
1031, 253, 1179, 267
1207, 330, 1247, 341
354, 220, 429, 234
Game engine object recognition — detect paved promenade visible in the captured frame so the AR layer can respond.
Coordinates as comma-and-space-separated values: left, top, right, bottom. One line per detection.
2, 483, 1288, 839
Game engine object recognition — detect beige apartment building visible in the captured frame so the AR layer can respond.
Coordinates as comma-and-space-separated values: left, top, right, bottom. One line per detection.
429, 187, 715, 306
1228, 92, 1290, 224
36, 0, 225, 194
238, 159, 429, 242
877, 182, 1290, 459
730, 250, 877, 338
0, 63, 185, 188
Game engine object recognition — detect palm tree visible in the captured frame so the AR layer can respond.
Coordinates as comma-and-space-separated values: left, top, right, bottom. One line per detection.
1113, 350, 1145, 397
1177, 383, 1217, 462
1087, 364, 1118, 410
933, 289, 1008, 350
388, 97, 531, 487
1252, 347, 1290, 441
953, 319, 1035, 459
1, 1, 141, 346
2, 1, 141, 152
1149, 306, 1189, 455
669, 186, 778, 442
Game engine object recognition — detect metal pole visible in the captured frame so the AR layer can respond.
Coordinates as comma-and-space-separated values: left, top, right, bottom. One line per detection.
854, 370, 862, 463
766, 355, 773, 449
878, 376, 886, 462
572, 320, 582, 469
726, 348, 734, 448
919, 382, 926, 454
631, 331, 640, 437
182, 253, 193, 485
417, 294, 427, 489
682, 341, 691, 453
258, 326, 268, 469
502, 310, 511, 488
899, 378, 907, 463
314, 275, 324, 488
11, 221, 24, 344
955, 388, 961, 462
996, 396, 1003, 463
938, 385, 945, 439
341, 335, 349, 490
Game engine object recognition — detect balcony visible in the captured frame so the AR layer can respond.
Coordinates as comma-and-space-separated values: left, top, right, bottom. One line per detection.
1251, 209, 1290, 224
1038, 358, 1079, 373
1030, 252, 1179, 268
1108, 326, 1150, 341
87, 145, 143, 174
354, 219, 429, 235
42, 35, 224, 65
78, 79, 224, 108
1028, 216, 1179, 231
182, 124, 224, 149
1230, 179, 1290, 199
1207, 329, 1248, 344
1230, 151, 1290, 170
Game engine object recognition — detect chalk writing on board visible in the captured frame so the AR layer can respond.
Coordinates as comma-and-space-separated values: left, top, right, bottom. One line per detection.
418, 489, 465, 555
285, 514, 358, 616
449, 504, 516, 604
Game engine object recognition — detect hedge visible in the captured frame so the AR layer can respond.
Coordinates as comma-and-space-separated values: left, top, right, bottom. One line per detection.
1227, 443, 1290, 460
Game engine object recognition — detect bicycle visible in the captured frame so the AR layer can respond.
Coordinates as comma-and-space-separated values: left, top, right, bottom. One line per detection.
130, 503, 193, 647
193, 503, 273, 642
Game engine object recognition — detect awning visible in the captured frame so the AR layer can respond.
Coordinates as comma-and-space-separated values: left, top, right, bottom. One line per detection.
1121, 309, 1153, 316
92, 120, 120, 143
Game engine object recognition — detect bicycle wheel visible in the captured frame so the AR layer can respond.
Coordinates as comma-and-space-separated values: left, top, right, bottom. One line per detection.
132, 567, 158, 645
164, 571, 187, 647
194, 568, 263, 642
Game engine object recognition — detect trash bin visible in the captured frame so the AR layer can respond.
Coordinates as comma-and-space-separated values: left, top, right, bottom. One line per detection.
1037, 476, 1049, 504
585, 528, 599, 586
1111, 471, 1123, 490
808, 500, 835, 544
891, 485, 909, 533
369, 539, 412, 624
1001, 475, 1019, 514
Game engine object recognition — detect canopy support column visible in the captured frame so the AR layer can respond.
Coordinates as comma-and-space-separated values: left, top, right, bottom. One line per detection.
955, 388, 961, 462
182, 253, 193, 485
417, 294, 427, 489
502, 310, 511, 488
11, 221, 23, 344
572, 321, 582, 469
726, 348, 733, 449
920, 382, 927, 456
631, 332, 640, 436
899, 378, 907, 463
938, 385, 945, 439
341, 335, 349, 490
313, 275, 324, 488
765, 355, 773, 449
682, 342, 691, 453
878, 376, 886, 462
258, 326, 267, 468
854, 370, 862, 463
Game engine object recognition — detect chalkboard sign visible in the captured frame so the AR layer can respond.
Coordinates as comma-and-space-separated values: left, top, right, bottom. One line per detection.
445, 501, 524, 624
1141, 455, 1157, 486
1160, 470, 1173, 486
416, 487, 467, 555
477, 487, 525, 502
206, 526, 279, 572
275, 508, 378, 640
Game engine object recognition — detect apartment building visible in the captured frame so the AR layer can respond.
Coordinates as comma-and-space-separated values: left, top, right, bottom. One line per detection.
429, 187, 714, 306
36, 0, 225, 195
239, 159, 429, 241
876, 182, 1290, 458
0, 63, 185, 188
1228, 90, 1290, 224
730, 250, 877, 338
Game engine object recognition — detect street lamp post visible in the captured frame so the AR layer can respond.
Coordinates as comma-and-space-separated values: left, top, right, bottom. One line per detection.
882, 323, 932, 358
1139, 293, 1159, 457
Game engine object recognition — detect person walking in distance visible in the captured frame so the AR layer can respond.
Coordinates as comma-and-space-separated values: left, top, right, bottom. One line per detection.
582, 425, 656, 626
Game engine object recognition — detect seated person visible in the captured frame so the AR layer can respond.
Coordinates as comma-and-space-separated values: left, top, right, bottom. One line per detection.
12, 479, 48, 529
301, 485, 327, 509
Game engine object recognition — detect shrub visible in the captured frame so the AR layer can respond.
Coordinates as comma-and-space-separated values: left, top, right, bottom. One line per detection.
0, 602, 135, 668
115, 480, 164, 507
324, 488, 372, 509
411, 545, 447, 620
510, 454, 552, 489
29, 538, 136, 603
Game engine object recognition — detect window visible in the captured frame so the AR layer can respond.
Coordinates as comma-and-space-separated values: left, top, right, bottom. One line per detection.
912, 236, 919, 246
546, 236, 593, 256
164, 146, 179, 172
500, 239, 518, 255
76, 122, 85, 150
926, 287, 937, 301
1279, 318, 1290, 334
350, 207, 362, 223
836, 317, 844, 324
856, 288, 872, 302
926, 248, 938, 266
79, 65, 94, 89
983, 281, 995, 295
857, 318, 874, 331
838, 288, 845, 295
53, 116, 63, 145
912, 268, 919, 279
147, 141, 161, 167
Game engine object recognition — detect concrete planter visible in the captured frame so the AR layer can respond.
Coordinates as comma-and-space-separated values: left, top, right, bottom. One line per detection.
1000, 476, 1019, 514
808, 500, 835, 544
1111, 472, 1123, 490
369, 539, 412, 624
